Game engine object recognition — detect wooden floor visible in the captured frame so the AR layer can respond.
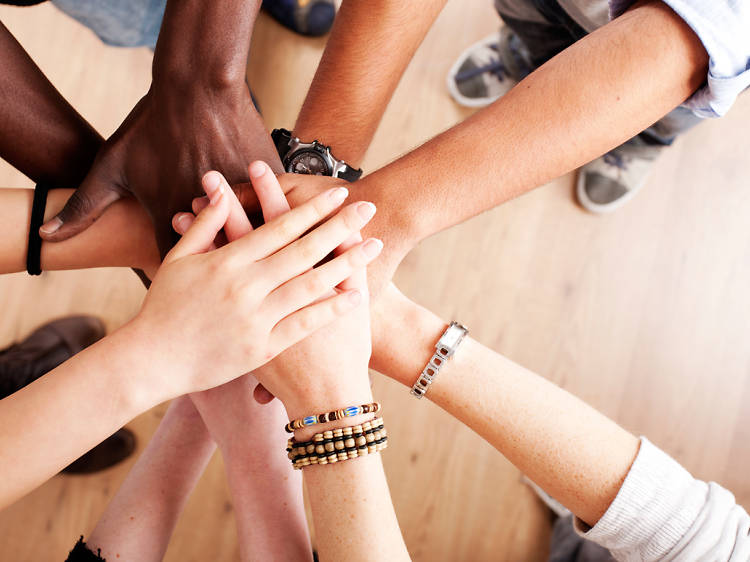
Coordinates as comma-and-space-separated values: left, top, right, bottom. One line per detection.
1, 2, 749, 561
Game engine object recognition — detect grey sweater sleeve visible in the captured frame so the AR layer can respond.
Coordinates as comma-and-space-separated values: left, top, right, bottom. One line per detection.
574, 438, 750, 561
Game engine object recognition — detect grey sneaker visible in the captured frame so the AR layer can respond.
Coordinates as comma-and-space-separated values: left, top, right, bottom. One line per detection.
447, 27, 533, 108
577, 139, 665, 214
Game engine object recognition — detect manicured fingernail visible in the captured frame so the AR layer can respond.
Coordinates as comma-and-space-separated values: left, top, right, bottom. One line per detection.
347, 290, 362, 306
192, 196, 209, 214
40, 217, 62, 234
361, 238, 383, 259
328, 187, 348, 203
249, 161, 266, 178
356, 202, 376, 221
203, 172, 225, 206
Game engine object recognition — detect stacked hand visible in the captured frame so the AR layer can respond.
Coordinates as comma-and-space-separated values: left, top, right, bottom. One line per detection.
172, 163, 380, 434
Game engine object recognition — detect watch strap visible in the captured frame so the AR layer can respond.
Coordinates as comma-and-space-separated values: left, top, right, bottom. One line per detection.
27, 183, 51, 276
271, 128, 293, 160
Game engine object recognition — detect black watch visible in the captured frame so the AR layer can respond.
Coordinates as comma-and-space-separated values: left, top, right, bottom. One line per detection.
272, 128, 363, 182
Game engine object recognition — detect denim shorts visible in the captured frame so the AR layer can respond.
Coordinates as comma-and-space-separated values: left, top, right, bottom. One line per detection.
51, 0, 166, 49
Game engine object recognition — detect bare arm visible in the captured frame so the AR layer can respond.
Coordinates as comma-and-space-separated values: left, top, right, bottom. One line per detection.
292, 0, 447, 166
370, 285, 638, 527
284, 0, 709, 293
0, 21, 102, 185
0, 188, 158, 275
85, 397, 217, 562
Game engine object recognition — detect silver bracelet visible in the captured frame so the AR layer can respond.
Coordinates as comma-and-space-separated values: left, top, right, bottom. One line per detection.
411, 321, 468, 399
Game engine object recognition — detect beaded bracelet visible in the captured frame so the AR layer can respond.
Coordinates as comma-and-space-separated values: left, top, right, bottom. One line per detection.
286, 418, 388, 470
285, 402, 381, 433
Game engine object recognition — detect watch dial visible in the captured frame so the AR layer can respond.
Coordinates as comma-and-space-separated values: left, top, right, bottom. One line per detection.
287, 150, 331, 176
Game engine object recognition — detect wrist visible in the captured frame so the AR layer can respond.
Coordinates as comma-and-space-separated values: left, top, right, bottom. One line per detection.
282, 369, 374, 424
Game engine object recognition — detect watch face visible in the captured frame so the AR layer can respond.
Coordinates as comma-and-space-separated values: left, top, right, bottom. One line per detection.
287, 150, 331, 176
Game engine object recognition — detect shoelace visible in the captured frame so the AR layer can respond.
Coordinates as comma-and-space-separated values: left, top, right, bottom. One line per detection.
455, 44, 507, 83
603, 151, 629, 170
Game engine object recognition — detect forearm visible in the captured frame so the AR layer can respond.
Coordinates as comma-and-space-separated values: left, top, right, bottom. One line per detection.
288, 372, 409, 561
0, 322, 168, 508
372, 292, 639, 527
352, 1, 708, 249
293, 0, 446, 166
87, 397, 217, 562
0, 188, 158, 274
221, 398, 312, 561
0, 22, 102, 185
153, 0, 261, 87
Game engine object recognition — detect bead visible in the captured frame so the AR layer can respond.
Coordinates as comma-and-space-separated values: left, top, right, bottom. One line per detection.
334, 440, 345, 451
324, 442, 335, 453
315, 444, 325, 455
355, 436, 367, 447
306, 444, 315, 454
344, 437, 355, 448
343, 427, 353, 436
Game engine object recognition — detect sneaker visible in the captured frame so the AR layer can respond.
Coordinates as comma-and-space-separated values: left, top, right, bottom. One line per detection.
262, 0, 336, 36
577, 139, 664, 214
0, 316, 136, 473
447, 27, 533, 108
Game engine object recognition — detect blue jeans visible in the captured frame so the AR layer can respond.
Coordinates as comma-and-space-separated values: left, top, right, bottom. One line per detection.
51, 0, 166, 49
494, 0, 702, 145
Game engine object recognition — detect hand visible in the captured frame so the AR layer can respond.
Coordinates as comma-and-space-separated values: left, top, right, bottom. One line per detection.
175, 164, 380, 415
133, 168, 377, 396
244, 168, 377, 420
40, 81, 279, 257
232, 172, 407, 299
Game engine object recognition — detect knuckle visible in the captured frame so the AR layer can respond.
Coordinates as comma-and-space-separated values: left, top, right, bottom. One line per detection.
297, 238, 319, 264
303, 272, 326, 296
297, 311, 315, 333
59, 191, 94, 222
274, 215, 297, 241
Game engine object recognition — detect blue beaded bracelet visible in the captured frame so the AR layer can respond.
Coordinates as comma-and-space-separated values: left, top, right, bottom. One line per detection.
285, 402, 381, 433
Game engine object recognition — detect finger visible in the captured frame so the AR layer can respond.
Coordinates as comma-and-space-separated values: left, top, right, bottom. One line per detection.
229, 186, 350, 262
334, 232, 368, 293
248, 161, 290, 222
269, 289, 364, 354
253, 383, 276, 405
263, 238, 382, 319
172, 212, 217, 251
203, 171, 252, 243
163, 178, 229, 263
192, 196, 209, 215
259, 201, 376, 290
40, 174, 125, 242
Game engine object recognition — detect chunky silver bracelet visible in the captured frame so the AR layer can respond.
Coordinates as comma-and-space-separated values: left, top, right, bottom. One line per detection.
411, 321, 468, 399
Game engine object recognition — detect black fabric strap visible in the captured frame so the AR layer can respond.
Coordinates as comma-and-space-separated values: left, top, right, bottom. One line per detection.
27, 183, 50, 276
337, 165, 363, 183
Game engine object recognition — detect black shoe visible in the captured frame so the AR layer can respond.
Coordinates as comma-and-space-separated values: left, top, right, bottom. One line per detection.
262, 0, 336, 36
0, 316, 136, 473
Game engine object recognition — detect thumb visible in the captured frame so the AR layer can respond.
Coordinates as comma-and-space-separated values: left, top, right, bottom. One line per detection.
39, 169, 125, 242
163, 172, 231, 264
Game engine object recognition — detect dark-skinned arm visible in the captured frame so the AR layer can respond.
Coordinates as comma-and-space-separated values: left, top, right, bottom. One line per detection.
0, 21, 102, 185
41, 0, 281, 256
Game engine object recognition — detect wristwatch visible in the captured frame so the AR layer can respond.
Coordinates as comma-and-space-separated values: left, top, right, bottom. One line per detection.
272, 128, 363, 182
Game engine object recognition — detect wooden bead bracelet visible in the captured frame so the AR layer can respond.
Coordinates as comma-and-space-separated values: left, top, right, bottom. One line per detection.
285, 402, 381, 433
286, 418, 388, 470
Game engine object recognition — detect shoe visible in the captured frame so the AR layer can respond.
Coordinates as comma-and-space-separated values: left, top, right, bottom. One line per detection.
0, 316, 106, 398
62, 428, 136, 474
577, 138, 664, 214
262, 0, 336, 36
447, 27, 533, 108
0, 316, 136, 473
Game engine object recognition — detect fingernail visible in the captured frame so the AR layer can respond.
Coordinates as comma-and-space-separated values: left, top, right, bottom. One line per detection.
347, 290, 362, 306
248, 161, 266, 178
40, 217, 62, 234
174, 213, 191, 233
361, 238, 383, 259
192, 196, 209, 214
328, 187, 348, 203
356, 202, 376, 221
203, 171, 225, 205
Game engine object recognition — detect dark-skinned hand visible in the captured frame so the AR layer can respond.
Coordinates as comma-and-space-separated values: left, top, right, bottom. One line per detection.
40, 82, 281, 257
